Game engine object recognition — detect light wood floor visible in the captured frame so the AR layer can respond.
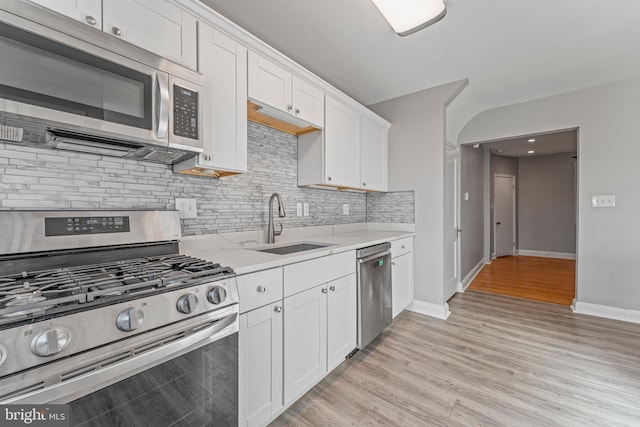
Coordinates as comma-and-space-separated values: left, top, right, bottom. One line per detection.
270, 291, 640, 426
469, 256, 576, 305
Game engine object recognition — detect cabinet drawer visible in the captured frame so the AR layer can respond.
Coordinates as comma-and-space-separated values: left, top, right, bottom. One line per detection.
391, 237, 413, 257
237, 268, 283, 314
284, 251, 355, 297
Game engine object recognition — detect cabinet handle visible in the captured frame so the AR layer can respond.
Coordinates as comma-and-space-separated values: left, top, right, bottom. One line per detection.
257, 286, 266, 293
401, 245, 405, 249
327, 176, 332, 182
295, 108, 300, 114
321, 288, 328, 294
274, 306, 282, 313
287, 104, 293, 111
392, 262, 396, 266
112, 26, 122, 36
85, 15, 97, 26
329, 285, 336, 292
202, 153, 212, 161
362, 182, 367, 187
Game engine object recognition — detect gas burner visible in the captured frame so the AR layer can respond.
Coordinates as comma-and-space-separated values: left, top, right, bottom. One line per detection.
2, 293, 54, 318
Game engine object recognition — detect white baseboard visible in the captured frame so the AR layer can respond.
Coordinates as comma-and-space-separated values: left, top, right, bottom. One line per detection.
573, 301, 640, 324
517, 249, 576, 260
459, 259, 486, 292
407, 300, 451, 320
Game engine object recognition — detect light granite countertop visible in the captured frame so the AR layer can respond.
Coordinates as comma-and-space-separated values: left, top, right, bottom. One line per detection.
179, 223, 414, 275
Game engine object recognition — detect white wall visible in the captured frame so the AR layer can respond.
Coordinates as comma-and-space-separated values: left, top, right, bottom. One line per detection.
369, 81, 466, 311
460, 145, 484, 279
459, 78, 640, 312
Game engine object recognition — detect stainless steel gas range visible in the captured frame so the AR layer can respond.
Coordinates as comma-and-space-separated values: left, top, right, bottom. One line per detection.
0, 210, 239, 426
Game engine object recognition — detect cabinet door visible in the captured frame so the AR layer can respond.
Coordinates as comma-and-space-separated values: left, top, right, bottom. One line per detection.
283, 285, 327, 404
392, 253, 414, 318
292, 76, 324, 128
239, 302, 283, 427
360, 116, 389, 191
327, 273, 357, 371
324, 96, 360, 188
248, 52, 292, 114
102, 0, 197, 69
198, 24, 248, 173
29, 0, 102, 29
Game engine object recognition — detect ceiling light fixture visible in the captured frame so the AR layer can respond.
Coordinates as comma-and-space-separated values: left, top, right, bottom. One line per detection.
371, 0, 447, 36
528, 138, 536, 143
528, 150, 535, 154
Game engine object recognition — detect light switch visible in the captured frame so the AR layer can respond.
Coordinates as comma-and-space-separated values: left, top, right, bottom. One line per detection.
343, 204, 349, 215
296, 203, 303, 217
464, 192, 469, 201
303, 203, 309, 217
591, 195, 616, 208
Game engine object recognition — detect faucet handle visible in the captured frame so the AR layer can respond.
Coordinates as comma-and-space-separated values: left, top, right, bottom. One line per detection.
274, 223, 283, 237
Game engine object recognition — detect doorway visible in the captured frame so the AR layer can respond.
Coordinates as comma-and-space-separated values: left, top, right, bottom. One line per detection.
494, 174, 515, 258
459, 129, 578, 306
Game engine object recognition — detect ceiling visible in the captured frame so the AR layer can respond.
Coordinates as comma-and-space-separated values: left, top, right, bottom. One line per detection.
199, 0, 640, 121
480, 129, 577, 157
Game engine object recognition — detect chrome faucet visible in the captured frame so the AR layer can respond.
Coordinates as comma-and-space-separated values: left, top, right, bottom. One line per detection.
267, 192, 286, 244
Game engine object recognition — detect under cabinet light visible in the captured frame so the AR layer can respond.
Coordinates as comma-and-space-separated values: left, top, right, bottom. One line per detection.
371, 0, 447, 36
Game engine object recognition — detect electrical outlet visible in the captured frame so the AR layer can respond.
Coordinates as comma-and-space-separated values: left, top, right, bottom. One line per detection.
343, 204, 349, 215
591, 195, 616, 208
296, 203, 303, 217
175, 198, 197, 218
303, 202, 309, 217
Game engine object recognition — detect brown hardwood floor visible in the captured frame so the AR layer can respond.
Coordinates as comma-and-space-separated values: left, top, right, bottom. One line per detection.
468, 255, 576, 305
270, 291, 640, 426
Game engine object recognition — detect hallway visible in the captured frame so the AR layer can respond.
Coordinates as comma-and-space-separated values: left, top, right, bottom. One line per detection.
469, 256, 575, 305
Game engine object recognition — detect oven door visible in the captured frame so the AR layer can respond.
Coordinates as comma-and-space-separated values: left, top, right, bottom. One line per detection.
1, 305, 238, 427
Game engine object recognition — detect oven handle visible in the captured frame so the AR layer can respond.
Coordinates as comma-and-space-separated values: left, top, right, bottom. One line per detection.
2, 308, 238, 404
155, 72, 170, 139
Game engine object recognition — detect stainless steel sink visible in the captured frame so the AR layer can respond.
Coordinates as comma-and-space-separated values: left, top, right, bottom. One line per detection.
253, 242, 334, 255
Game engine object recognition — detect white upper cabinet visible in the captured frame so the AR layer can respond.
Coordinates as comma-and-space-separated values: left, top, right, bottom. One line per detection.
103, 0, 197, 69
248, 52, 324, 128
360, 115, 389, 191
324, 96, 361, 188
175, 23, 247, 174
298, 95, 390, 191
29, 0, 197, 70
292, 77, 324, 128
29, 0, 102, 28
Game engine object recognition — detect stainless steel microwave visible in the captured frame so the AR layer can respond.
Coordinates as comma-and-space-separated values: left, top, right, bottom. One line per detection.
0, 1, 203, 160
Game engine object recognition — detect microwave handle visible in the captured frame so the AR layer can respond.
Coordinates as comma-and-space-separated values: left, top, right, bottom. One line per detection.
155, 73, 170, 139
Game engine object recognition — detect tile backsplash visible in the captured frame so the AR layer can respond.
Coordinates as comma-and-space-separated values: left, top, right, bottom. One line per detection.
0, 122, 413, 234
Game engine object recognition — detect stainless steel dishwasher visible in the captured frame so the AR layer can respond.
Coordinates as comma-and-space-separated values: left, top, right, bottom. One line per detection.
357, 242, 392, 349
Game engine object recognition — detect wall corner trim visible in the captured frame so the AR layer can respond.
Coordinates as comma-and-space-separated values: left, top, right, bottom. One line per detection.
459, 259, 485, 292
407, 300, 451, 320
573, 301, 640, 324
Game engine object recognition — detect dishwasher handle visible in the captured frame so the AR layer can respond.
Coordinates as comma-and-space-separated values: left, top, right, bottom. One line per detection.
358, 250, 391, 264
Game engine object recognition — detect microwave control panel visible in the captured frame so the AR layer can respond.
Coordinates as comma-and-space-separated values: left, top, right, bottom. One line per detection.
173, 85, 199, 140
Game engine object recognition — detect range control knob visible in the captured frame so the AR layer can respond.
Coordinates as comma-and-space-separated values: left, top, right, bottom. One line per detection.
30, 328, 70, 357
177, 293, 199, 314
207, 286, 227, 305
116, 308, 145, 332
0, 344, 7, 367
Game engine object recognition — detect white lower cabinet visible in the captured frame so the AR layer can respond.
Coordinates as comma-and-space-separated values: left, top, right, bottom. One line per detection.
239, 302, 283, 427
391, 237, 414, 318
283, 284, 327, 404
283, 272, 357, 404
327, 274, 357, 371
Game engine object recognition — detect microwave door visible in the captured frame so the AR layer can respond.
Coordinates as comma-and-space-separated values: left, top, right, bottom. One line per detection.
0, 20, 168, 147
